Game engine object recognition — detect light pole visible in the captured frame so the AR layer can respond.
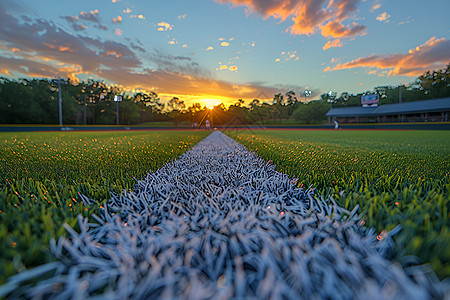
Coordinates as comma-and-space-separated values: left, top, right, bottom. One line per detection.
327, 90, 337, 106
209, 108, 213, 129
114, 95, 122, 125
304, 90, 312, 102
81, 87, 87, 125
52, 78, 67, 126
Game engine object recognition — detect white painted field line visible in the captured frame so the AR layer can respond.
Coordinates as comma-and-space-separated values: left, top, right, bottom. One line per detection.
0, 131, 448, 299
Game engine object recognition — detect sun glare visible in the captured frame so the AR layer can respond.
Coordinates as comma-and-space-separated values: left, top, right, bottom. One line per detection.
202, 99, 221, 109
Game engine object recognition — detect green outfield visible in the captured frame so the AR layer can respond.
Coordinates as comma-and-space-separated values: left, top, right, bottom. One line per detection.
0, 130, 208, 284
227, 129, 450, 278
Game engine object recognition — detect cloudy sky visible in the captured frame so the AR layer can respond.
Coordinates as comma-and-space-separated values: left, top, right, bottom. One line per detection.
1, 0, 449, 106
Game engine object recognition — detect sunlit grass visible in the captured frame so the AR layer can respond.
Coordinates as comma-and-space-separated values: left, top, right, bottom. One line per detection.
0, 130, 209, 284
227, 129, 450, 278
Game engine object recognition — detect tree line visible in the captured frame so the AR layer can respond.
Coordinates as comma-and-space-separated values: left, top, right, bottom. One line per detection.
0, 64, 448, 125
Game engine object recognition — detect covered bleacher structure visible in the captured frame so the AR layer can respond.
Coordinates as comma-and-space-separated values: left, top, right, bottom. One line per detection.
326, 97, 450, 124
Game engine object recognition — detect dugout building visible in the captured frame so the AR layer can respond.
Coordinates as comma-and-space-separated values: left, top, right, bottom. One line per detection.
326, 97, 450, 124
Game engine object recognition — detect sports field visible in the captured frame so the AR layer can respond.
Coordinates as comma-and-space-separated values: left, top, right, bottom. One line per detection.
226, 129, 450, 278
0, 129, 449, 290
0, 130, 209, 284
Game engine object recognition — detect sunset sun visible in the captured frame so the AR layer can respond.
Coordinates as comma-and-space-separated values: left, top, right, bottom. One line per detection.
202, 99, 222, 109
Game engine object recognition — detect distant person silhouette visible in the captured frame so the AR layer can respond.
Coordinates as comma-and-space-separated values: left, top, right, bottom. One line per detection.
334, 120, 339, 129
205, 120, 211, 131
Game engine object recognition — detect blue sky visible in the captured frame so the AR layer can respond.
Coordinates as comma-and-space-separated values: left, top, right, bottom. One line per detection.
0, 0, 449, 107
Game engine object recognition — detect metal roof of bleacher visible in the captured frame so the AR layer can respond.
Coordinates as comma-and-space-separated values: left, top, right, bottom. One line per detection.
326, 97, 450, 117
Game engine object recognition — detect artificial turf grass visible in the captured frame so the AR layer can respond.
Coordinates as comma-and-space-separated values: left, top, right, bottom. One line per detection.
226, 129, 450, 279
0, 130, 209, 284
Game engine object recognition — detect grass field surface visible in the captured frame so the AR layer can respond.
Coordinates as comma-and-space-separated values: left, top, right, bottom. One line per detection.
1, 129, 448, 286
226, 130, 450, 278
0, 130, 208, 284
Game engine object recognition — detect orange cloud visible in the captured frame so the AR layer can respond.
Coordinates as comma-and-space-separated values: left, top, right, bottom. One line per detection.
112, 15, 122, 24
320, 20, 365, 38
323, 39, 343, 50
376, 12, 390, 23
0, 68, 11, 76
331, 37, 450, 76
137, 15, 145, 20
157, 22, 172, 31
105, 50, 121, 58
289, 0, 331, 36
57, 64, 83, 84
58, 45, 72, 52
79, 9, 100, 23
215, 0, 365, 38
275, 50, 300, 62
216, 0, 299, 20
0, 55, 79, 81
370, 3, 381, 12
62, 9, 105, 32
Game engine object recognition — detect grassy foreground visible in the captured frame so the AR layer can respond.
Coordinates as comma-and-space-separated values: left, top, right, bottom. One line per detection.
226, 129, 450, 278
0, 130, 208, 284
